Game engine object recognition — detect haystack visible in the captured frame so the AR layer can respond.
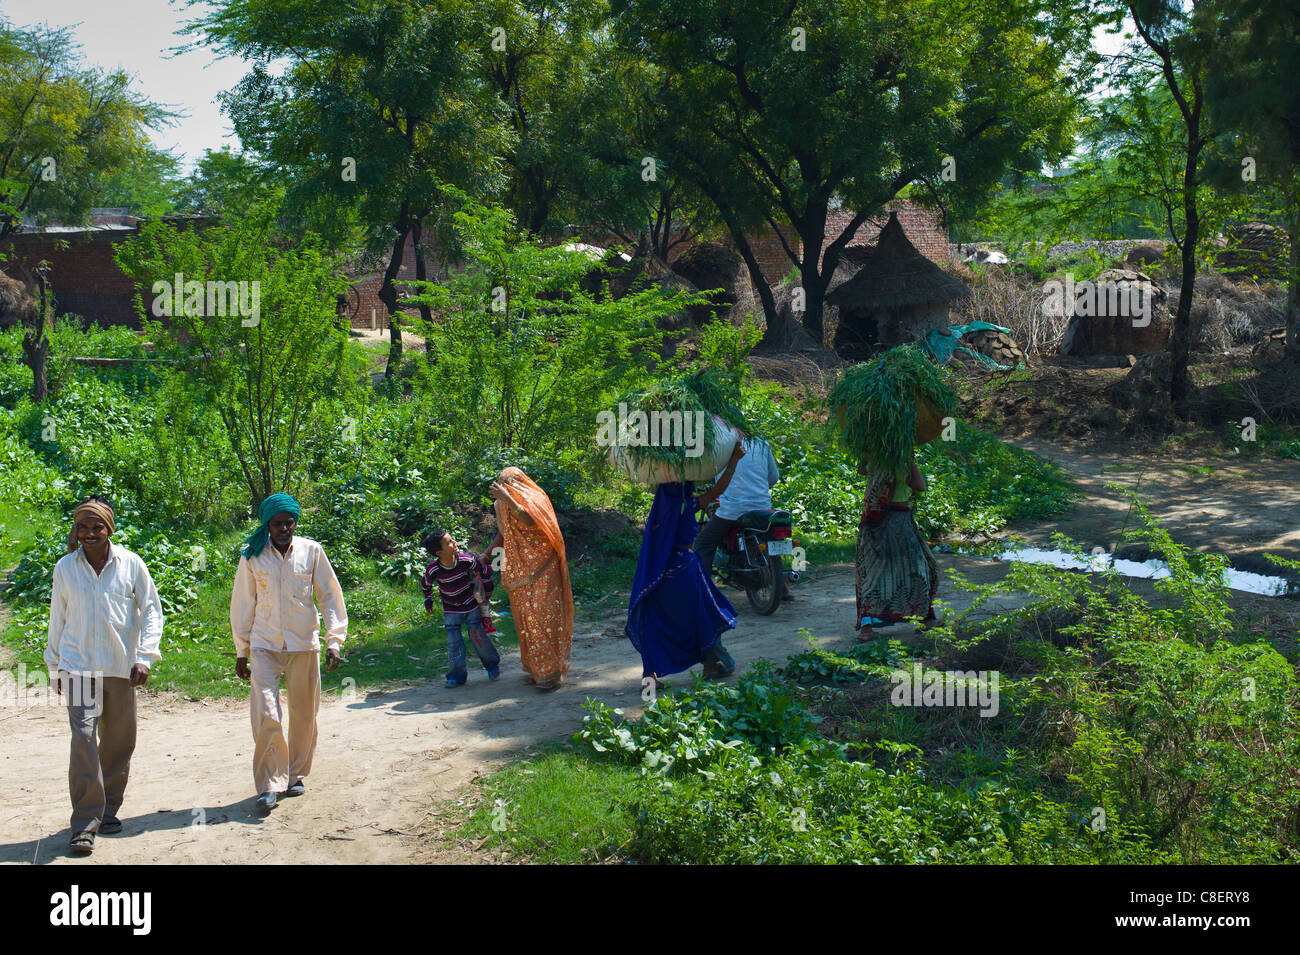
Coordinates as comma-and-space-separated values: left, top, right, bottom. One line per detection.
825, 212, 969, 361
0, 269, 37, 329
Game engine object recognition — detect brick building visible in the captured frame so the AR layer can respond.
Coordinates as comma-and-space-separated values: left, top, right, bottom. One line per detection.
0, 209, 225, 328
2, 210, 147, 327
3, 200, 950, 332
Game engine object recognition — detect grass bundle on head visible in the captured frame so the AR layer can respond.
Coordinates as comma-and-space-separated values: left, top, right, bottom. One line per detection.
828, 345, 958, 476
607, 367, 753, 473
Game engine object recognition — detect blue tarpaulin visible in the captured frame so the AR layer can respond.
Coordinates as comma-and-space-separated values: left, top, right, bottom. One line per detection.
923, 321, 1018, 370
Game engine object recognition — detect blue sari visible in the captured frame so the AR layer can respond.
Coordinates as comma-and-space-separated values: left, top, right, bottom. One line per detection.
626, 482, 737, 678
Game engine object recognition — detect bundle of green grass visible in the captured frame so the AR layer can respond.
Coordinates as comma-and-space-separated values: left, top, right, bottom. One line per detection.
828, 345, 958, 476
605, 368, 752, 485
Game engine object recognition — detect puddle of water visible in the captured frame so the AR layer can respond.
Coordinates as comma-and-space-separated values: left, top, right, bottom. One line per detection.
997, 547, 1290, 597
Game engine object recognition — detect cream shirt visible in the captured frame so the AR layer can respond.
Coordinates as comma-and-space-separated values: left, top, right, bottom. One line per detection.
230, 535, 347, 657
45, 543, 164, 680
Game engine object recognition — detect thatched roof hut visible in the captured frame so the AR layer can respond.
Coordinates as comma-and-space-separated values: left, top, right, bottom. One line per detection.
826, 212, 967, 361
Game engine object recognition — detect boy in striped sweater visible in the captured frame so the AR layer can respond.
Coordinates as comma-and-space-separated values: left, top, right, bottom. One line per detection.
421, 529, 501, 687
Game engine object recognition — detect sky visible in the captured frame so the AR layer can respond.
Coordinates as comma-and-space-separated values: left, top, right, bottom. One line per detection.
4, 0, 247, 171
7, 0, 1135, 175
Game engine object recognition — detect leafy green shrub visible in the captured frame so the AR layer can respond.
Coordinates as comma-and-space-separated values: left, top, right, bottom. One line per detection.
0, 329, 33, 405
783, 639, 911, 685
939, 502, 1300, 862
467, 448, 583, 511
627, 740, 1027, 864
828, 345, 958, 475
576, 661, 816, 775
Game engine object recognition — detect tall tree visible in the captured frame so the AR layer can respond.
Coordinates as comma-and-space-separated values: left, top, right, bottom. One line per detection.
116, 209, 359, 508
187, 0, 511, 376
1205, 0, 1300, 359
172, 146, 278, 216
0, 18, 171, 239
1108, 0, 1223, 416
565, 49, 721, 260
610, 0, 1092, 346
478, 0, 606, 237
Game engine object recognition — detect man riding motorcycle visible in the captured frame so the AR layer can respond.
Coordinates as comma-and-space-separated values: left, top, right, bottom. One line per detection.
694, 435, 794, 601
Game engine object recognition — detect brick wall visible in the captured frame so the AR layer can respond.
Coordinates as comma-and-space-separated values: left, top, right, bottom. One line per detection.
822, 200, 952, 265
2, 232, 144, 327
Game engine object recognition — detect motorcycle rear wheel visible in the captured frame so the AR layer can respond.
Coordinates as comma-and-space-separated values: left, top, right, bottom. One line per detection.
746, 552, 783, 616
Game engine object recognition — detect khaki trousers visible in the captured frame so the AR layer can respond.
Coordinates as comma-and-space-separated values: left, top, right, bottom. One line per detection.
250, 648, 321, 796
63, 674, 136, 835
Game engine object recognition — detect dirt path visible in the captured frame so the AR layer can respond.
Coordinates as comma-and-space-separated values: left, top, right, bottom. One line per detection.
1, 554, 1027, 866
1006, 437, 1300, 568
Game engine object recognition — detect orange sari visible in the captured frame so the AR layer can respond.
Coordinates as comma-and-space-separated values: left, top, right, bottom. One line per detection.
494, 467, 574, 687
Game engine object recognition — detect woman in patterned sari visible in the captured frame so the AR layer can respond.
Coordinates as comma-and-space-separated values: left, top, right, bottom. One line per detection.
855, 448, 940, 639
485, 467, 573, 689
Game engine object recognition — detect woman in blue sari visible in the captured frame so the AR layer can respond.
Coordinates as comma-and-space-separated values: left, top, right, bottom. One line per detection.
626, 442, 745, 687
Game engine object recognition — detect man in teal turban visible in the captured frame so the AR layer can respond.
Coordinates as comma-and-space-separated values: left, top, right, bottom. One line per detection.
230, 492, 348, 813
243, 492, 302, 558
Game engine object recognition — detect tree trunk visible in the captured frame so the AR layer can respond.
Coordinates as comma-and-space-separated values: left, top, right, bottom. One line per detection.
22, 327, 48, 402
21, 272, 49, 402
795, 205, 829, 344
378, 219, 411, 379
727, 232, 782, 346
1169, 129, 1201, 418
798, 258, 831, 349
410, 218, 436, 363
1287, 193, 1299, 359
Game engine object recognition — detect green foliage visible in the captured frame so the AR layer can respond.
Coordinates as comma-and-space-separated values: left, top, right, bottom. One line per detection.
939, 504, 1300, 862
913, 424, 1076, 540
828, 346, 959, 475
406, 191, 694, 453
609, 367, 752, 474
610, 0, 1093, 337
576, 661, 815, 775
0, 17, 173, 238
783, 639, 912, 686
116, 208, 362, 507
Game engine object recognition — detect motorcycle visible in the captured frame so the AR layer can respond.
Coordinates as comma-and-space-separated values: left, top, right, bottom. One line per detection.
709, 507, 796, 615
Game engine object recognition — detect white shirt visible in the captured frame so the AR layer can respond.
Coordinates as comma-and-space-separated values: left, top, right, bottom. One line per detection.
45, 543, 164, 680
714, 437, 781, 521
230, 535, 348, 657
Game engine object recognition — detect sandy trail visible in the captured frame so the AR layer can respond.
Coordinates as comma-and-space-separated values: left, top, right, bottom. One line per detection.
1006, 437, 1300, 566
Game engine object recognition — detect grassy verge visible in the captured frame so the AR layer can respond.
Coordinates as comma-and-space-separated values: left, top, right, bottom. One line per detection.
460, 743, 651, 864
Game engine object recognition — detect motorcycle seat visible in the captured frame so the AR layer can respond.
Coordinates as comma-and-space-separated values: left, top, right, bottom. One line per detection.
737, 509, 792, 530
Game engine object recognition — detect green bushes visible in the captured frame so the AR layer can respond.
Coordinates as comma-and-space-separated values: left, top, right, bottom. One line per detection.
741, 383, 1075, 543
936, 506, 1300, 863
566, 655, 1156, 863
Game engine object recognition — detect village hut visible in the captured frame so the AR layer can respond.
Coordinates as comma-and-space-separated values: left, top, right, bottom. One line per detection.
825, 212, 969, 361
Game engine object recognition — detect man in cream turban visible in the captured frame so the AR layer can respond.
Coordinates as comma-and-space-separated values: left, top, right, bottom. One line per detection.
230, 493, 347, 812
46, 496, 163, 855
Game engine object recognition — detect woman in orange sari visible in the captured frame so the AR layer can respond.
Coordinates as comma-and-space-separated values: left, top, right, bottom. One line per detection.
483, 467, 574, 689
